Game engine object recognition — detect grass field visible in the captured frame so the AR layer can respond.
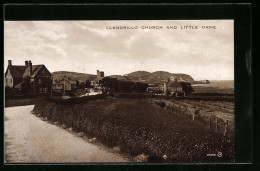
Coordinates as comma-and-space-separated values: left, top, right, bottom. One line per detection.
156, 99, 234, 136
192, 86, 234, 94
33, 98, 235, 162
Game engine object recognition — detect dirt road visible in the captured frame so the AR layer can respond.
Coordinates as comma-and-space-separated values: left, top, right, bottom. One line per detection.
4, 105, 129, 163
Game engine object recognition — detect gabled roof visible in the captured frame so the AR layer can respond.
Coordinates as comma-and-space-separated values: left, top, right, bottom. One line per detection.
6, 66, 26, 78
167, 81, 182, 87
23, 65, 45, 78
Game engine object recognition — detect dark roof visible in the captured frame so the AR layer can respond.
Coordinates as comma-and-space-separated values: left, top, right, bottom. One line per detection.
23, 65, 44, 78
167, 81, 182, 87
6, 66, 26, 78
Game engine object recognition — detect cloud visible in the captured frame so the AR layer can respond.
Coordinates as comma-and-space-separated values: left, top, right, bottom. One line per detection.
4, 20, 234, 80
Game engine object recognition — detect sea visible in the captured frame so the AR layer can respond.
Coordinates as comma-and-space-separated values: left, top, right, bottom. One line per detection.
192, 80, 234, 89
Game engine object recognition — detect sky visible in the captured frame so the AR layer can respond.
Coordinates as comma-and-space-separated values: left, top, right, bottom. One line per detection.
4, 20, 234, 80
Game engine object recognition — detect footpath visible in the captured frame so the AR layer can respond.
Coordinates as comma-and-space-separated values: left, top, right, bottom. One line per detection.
4, 105, 129, 163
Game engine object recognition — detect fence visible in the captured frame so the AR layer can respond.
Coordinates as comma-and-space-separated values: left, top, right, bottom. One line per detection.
153, 99, 233, 136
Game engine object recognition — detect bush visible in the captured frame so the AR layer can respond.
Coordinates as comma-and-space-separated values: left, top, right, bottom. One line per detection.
43, 94, 106, 105
33, 98, 235, 162
102, 77, 148, 93
65, 90, 76, 96
5, 98, 36, 107
159, 101, 166, 108
51, 91, 63, 96
116, 93, 150, 99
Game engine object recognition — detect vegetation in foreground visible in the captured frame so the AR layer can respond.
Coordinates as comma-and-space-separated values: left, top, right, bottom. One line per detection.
33, 98, 234, 162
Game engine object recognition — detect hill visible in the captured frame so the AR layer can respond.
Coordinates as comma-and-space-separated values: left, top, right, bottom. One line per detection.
125, 71, 151, 77
109, 75, 131, 81
52, 71, 97, 82
52, 70, 195, 83
125, 71, 194, 83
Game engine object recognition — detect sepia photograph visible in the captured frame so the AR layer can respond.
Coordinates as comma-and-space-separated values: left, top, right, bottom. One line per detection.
4, 20, 235, 163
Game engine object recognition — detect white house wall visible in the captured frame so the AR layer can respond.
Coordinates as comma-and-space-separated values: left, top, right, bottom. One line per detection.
5, 69, 13, 88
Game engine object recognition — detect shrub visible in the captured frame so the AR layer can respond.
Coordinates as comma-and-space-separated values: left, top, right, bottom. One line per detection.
102, 77, 148, 93
159, 101, 166, 108
44, 94, 106, 105
33, 98, 235, 162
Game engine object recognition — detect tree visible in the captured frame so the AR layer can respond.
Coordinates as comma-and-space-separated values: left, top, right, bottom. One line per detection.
102, 77, 118, 91
75, 80, 80, 89
79, 82, 85, 89
101, 77, 148, 93
166, 90, 171, 96
135, 82, 148, 93
85, 80, 92, 88
180, 82, 194, 94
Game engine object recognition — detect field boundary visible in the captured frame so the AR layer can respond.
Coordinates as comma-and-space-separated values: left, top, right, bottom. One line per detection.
153, 99, 234, 137
5, 98, 36, 108
32, 98, 235, 162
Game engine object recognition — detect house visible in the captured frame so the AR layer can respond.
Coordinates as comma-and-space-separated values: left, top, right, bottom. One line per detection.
5, 60, 26, 88
146, 83, 163, 94
163, 76, 186, 96
52, 79, 73, 92
5, 60, 52, 95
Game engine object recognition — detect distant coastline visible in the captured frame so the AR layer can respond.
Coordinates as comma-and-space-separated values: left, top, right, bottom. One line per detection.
192, 80, 234, 89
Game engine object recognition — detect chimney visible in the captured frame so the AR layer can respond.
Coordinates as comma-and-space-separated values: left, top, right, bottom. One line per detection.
25, 61, 28, 67
28, 60, 32, 76
8, 60, 12, 66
